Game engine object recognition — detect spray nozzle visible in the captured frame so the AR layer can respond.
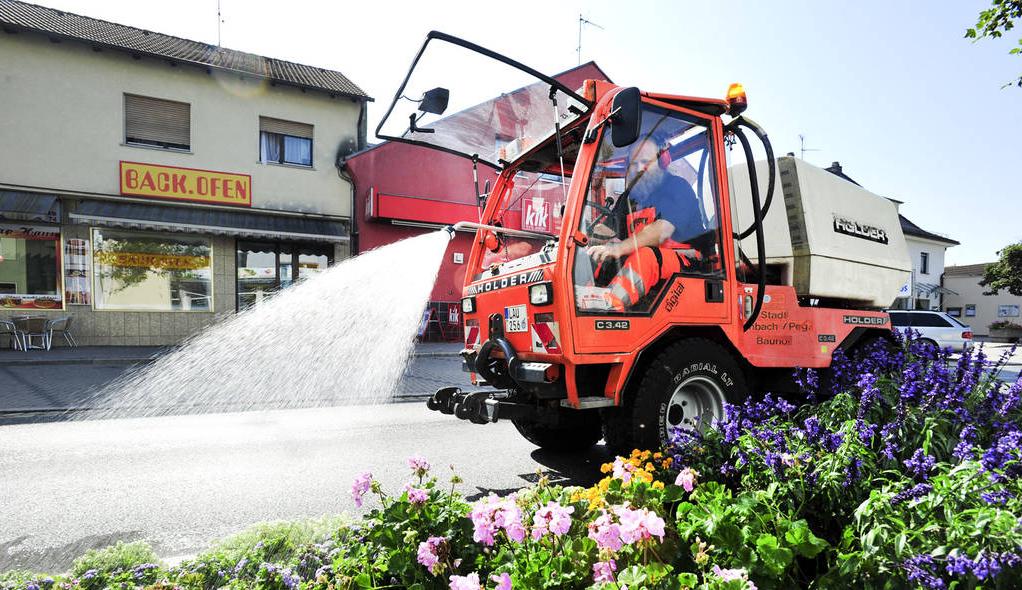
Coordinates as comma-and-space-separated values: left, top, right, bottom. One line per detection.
443, 225, 456, 239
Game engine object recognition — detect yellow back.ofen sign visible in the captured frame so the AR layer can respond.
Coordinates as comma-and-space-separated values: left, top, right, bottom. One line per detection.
120, 161, 252, 207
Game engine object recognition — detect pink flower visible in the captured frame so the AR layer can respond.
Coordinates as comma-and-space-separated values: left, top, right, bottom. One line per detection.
416, 536, 445, 574
448, 572, 481, 590
490, 573, 512, 590
587, 511, 624, 552
712, 565, 752, 585
470, 495, 526, 546
531, 501, 574, 540
405, 485, 429, 505
675, 467, 698, 492
613, 506, 665, 544
611, 457, 636, 483
592, 560, 617, 583
350, 471, 372, 508
407, 455, 431, 477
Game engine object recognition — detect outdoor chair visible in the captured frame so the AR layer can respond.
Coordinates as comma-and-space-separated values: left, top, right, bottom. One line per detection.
45, 316, 77, 349
0, 319, 25, 351
14, 317, 49, 350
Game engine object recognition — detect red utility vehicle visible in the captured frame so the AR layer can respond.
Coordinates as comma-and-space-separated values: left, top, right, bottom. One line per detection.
377, 33, 894, 451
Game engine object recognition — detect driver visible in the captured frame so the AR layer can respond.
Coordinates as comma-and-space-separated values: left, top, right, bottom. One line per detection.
586, 135, 706, 310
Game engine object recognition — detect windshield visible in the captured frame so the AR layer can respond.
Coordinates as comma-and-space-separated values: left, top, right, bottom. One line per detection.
377, 32, 591, 169
574, 105, 723, 313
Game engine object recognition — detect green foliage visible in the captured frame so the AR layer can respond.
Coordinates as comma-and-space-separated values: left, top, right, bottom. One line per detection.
980, 243, 1022, 296
966, 0, 1022, 87
70, 541, 161, 578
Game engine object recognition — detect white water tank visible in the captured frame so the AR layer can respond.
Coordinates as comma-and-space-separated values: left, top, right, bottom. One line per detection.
728, 157, 910, 308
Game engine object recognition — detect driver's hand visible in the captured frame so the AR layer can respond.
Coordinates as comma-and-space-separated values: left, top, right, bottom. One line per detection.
587, 243, 623, 264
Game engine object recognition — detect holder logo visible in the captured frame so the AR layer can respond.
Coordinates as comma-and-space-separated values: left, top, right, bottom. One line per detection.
833, 216, 888, 244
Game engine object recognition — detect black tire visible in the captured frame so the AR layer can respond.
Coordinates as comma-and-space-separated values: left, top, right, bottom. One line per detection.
512, 411, 603, 452
606, 338, 747, 452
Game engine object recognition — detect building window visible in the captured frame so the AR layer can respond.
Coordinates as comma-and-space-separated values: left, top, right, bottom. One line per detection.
124, 94, 191, 150
237, 240, 332, 309
946, 307, 962, 317
0, 223, 62, 309
920, 251, 930, 275
259, 117, 313, 166
93, 228, 212, 311
965, 304, 976, 317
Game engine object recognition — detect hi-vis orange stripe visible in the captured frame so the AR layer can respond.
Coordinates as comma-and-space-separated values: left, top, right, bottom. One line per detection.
120, 161, 252, 207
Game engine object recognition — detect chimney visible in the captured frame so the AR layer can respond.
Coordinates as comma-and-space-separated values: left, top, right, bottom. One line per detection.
826, 161, 842, 174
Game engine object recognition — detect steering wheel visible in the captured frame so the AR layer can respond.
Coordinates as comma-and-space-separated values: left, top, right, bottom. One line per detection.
585, 197, 627, 238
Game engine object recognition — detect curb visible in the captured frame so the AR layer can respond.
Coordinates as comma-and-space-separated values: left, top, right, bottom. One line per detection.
0, 351, 463, 367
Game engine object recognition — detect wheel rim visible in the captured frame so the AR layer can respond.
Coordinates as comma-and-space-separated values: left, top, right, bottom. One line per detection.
666, 376, 726, 432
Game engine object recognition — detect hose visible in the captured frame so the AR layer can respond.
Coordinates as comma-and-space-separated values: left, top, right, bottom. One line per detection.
730, 116, 776, 240
733, 126, 767, 332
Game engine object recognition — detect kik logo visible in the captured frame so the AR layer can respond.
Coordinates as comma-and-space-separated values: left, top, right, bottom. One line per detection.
523, 197, 550, 232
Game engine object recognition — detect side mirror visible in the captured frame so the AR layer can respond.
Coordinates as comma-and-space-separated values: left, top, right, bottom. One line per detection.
419, 87, 450, 115
610, 87, 641, 148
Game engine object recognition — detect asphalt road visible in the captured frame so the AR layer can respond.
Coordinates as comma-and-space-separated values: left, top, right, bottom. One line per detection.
0, 402, 614, 573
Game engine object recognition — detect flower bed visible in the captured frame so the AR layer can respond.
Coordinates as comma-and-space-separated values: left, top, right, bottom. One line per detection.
3, 335, 1021, 589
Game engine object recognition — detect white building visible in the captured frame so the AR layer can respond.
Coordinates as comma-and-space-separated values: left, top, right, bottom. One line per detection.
944, 264, 1022, 337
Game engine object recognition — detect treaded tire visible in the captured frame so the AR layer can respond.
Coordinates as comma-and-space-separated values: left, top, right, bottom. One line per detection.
512, 411, 603, 452
606, 338, 747, 452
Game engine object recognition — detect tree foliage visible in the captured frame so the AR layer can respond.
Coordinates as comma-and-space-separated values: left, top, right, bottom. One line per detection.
966, 0, 1022, 87
980, 242, 1022, 296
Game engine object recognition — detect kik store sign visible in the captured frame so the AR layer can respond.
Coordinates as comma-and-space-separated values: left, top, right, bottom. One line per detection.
120, 162, 252, 207
522, 196, 551, 233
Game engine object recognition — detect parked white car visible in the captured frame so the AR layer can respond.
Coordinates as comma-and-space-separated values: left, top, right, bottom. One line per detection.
887, 310, 974, 352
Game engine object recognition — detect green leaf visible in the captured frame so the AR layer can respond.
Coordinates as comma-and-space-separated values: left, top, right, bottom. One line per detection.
354, 572, 373, 588
662, 484, 687, 503
756, 533, 794, 576
617, 565, 648, 585
677, 572, 699, 588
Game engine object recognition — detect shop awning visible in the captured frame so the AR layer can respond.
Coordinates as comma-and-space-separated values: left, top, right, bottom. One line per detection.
70, 200, 348, 243
0, 191, 61, 222
915, 282, 958, 297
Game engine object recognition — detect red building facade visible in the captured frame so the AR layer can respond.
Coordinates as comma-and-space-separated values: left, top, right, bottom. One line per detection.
343, 62, 609, 340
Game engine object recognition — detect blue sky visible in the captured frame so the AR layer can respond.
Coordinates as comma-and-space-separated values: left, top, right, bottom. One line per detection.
32, 0, 1022, 264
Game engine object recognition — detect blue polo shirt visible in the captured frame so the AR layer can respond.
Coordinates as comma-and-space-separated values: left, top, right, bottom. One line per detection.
632, 175, 705, 243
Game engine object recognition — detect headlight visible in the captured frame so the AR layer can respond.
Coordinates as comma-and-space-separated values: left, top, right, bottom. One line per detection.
461, 296, 475, 313
529, 282, 553, 306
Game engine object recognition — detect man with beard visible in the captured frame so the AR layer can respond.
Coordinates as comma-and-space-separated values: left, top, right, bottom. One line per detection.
585, 135, 706, 311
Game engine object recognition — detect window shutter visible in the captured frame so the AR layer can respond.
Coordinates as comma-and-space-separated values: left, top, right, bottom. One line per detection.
260, 117, 313, 139
125, 94, 191, 147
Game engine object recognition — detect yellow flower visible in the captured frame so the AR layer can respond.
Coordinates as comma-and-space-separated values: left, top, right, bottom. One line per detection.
645, 462, 655, 471
654, 452, 663, 460
652, 481, 665, 490
600, 462, 613, 474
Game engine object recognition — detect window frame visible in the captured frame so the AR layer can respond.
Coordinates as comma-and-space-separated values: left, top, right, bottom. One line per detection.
123, 93, 192, 152
920, 251, 930, 275
236, 240, 333, 311
91, 227, 214, 312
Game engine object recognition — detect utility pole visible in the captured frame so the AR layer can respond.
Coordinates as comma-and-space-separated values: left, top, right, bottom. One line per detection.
577, 14, 604, 65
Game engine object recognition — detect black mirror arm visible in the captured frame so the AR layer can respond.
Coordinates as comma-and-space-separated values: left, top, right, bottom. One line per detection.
408, 112, 435, 134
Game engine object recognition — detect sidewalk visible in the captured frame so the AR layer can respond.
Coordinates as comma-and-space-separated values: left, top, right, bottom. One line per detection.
0, 341, 463, 367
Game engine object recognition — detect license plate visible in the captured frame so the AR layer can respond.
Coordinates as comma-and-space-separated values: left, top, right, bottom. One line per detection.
504, 305, 528, 333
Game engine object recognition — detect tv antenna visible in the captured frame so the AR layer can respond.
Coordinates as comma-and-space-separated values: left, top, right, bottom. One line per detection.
798, 134, 820, 161
216, 0, 224, 46
577, 14, 604, 64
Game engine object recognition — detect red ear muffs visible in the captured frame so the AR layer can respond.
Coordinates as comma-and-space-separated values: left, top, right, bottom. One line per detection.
658, 146, 671, 169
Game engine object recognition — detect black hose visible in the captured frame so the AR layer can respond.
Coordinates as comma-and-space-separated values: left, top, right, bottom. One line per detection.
734, 127, 767, 332
731, 116, 776, 240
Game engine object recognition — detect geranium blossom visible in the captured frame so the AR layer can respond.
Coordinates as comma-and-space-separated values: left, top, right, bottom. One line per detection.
470, 494, 526, 545
611, 457, 637, 483
592, 559, 617, 583
675, 467, 698, 492
350, 471, 372, 508
490, 573, 512, 590
613, 505, 665, 544
405, 484, 429, 505
587, 511, 623, 552
531, 501, 574, 539
449, 572, 482, 590
417, 536, 445, 574
407, 455, 430, 477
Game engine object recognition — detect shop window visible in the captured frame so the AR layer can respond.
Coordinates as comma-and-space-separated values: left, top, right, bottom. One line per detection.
259, 117, 313, 167
93, 229, 212, 311
237, 240, 332, 310
0, 223, 62, 310
124, 94, 191, 150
